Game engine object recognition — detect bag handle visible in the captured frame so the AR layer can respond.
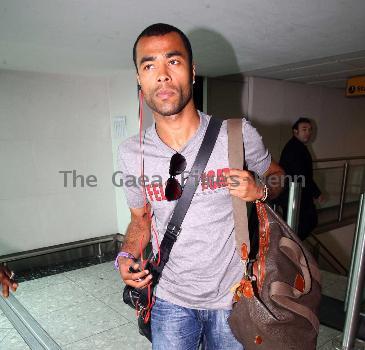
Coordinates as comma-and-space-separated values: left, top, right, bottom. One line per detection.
268, 236, 320, 333
227, 119, 250, 252
270, 281, 320, 333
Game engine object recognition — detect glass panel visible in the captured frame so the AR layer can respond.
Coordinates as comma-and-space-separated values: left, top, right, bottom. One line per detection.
314, 166, 343, 209
346, 164, 365, 203
343, 164, 365, 220
314, 166, 344, 224
314, 161, 365, 224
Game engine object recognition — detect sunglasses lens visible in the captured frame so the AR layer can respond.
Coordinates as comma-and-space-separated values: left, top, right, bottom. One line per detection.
169, 153, 187, 176
165, 178, 182, 201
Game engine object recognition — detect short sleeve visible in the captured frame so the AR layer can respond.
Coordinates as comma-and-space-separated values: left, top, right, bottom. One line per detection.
117, 143, 145, 209
242, 119, 271, 176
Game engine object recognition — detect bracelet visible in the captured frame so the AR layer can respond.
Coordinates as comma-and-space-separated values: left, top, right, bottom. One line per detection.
114, 251, 136, 270
256, 184, 268, 203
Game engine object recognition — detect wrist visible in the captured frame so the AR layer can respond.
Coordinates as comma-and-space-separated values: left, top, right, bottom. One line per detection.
114, 251, 136, 270
256, 183, 268, 203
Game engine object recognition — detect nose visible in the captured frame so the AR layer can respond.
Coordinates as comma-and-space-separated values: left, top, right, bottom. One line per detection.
157, 65, 171, 83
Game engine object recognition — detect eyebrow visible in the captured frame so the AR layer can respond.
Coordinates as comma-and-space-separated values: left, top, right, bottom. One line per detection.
165, 50, 184, 59
139, 50, 184, 67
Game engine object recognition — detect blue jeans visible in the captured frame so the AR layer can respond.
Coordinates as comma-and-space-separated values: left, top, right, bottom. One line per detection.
151, 297, 244, 350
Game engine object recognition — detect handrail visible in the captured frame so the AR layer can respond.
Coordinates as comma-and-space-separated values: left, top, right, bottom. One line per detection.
287, 182, 301, 233
0, 292, 61, 349
313, 156, 365, 163
306, 238, 345, 275
311, 155, 365, 224
0, 233, 121, 264
307, 233, 348, 275
340, 193, 365, 350
338, 162, 349, 222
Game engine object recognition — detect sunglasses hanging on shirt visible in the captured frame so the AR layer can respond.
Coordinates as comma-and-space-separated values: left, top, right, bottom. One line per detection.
165, 152, 187, 201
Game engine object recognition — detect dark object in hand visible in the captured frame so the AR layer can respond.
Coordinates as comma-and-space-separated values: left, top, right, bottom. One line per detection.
122, 260, 155, 342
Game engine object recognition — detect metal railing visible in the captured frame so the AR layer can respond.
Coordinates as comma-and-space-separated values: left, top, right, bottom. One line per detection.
308, 234, 348, 275
313, 155, 365, 224
286, 180, 349, 275
287, 181, 301, 232
288, 185, 365, 348
0, 291, 62, 349
0, 233, 121, 264
334, 193, 365, 350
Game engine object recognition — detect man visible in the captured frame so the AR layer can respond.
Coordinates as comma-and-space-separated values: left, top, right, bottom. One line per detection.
279, 117, 322, 240
0, 265, 17, 297
117, 23, 284, 349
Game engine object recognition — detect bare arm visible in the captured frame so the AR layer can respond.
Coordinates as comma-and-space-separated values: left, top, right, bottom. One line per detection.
118, 205, 152, 288
121, 205, 152, 258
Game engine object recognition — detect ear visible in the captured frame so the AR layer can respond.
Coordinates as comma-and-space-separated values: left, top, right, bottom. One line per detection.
136, 73, 141, 88
192, 63, 196, 84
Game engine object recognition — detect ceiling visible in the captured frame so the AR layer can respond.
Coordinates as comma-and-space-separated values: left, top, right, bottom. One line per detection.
1, 0, 365, 88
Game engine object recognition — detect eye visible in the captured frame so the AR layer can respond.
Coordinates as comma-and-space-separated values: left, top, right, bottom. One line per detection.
143, 64, 154, 71
169, 59, 179, 65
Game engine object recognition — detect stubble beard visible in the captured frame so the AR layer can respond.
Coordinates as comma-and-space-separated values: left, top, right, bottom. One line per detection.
144, 84, 193, 117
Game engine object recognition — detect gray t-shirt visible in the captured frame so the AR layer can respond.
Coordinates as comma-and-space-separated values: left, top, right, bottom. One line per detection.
118, 111, 271, 310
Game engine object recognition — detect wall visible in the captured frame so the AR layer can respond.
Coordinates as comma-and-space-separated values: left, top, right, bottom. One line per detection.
241, 76, 365, 161
0, 69, 144, 255
207, 77, 247, 119
208, 75, 365, 206
208, 75, 365, 161
108, 71, 153, 236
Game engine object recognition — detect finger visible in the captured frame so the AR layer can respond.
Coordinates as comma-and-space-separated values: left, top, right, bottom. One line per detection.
128, 264, 140, 274
131, 274, 153, 289
228, 169, 250, 177
226, 175, 244, 187
119, 262, 140, 278
228, 187, 251, 200
130, 269, 150, 282
227, 179, 250, 192
1, 266, 11, 279
228, 187, 244, 196
2, 281, 9, 298
125, 273, 153, 289
11, 282, 18, 292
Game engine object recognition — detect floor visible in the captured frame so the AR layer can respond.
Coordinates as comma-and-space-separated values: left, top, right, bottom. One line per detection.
0, 262, 361, 350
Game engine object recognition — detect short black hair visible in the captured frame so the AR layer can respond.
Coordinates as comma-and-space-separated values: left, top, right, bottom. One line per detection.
132, 23, 193, 71
292, 117, 312, 131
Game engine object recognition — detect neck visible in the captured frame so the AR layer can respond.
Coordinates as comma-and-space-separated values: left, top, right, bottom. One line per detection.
154, 100, 200, 151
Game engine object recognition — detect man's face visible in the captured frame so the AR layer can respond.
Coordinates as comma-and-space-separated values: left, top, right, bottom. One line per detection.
294, 122, 312, 144
135, 32, 195, 117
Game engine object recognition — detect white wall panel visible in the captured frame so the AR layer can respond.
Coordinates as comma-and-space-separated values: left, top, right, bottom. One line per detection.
0, 70, 121, 255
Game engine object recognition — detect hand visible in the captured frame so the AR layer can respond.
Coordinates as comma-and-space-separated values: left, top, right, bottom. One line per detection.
118, 258, 152, 289
0, 265, 18, 298
224, 169, 264, 202
315, 194, 325, 204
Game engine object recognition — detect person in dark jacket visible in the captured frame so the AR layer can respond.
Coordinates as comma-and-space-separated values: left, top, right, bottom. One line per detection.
278, 117, 323, 240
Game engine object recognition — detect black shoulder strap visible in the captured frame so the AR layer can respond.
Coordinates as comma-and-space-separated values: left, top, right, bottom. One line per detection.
153, 117, 223, 279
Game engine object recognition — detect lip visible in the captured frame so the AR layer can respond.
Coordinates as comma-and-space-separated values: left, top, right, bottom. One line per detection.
156, 89, 175, 99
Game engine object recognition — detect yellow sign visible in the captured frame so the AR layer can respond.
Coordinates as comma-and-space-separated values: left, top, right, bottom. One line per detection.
346, 76, 365, 97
